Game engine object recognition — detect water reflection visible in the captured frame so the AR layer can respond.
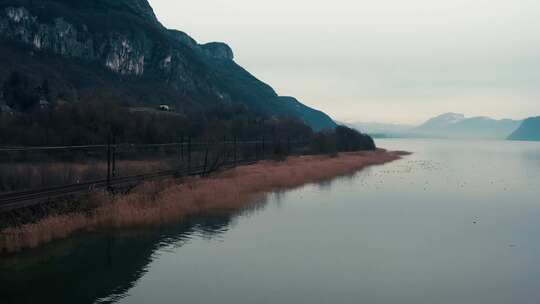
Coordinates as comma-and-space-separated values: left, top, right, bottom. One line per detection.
0, 214, 238, 304
317, 169, 369, 192
3, 139, 540, 304
0, 175, 338, 304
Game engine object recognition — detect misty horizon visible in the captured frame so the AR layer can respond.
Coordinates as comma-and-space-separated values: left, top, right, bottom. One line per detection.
149, 0, 540, 124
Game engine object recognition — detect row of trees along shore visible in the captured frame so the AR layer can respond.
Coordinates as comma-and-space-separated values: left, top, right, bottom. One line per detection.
0, 73, 375, 153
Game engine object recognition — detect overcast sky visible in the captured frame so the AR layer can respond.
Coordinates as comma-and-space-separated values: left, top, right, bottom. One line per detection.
149, 0, 540, 124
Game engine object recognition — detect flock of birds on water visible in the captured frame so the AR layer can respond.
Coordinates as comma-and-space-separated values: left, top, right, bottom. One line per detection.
340, 153, 540, 250
162, 149, 539, 252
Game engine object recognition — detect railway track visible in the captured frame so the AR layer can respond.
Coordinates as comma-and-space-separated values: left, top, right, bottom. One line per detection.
0, 159, 257, 213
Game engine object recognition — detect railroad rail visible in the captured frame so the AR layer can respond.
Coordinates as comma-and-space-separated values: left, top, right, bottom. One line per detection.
0, 138, 301, 213
0, 159, 260, 213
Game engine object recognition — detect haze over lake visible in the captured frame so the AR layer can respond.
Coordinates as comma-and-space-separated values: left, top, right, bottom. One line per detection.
149, 0, 540, 124
3, 139, 540, 304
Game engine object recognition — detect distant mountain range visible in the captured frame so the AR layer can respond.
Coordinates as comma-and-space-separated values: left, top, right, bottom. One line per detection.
412, 113, 522, 140
350, 113, 523, 140
508, 117, 540, 141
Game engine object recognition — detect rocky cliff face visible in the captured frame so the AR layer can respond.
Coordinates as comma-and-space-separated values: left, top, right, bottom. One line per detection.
0, 0, 336, 130
2, 7, 97, 60
0, 4, 186, 78
201, 42, 234, 60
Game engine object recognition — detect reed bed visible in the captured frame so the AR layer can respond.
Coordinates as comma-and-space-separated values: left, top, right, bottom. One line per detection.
0, 150, 407, 253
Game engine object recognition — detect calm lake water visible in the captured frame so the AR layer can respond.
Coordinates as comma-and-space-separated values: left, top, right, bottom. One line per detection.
2, 139, 540, 304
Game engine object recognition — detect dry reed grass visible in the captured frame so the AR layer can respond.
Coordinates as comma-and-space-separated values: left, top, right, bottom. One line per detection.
0, 150, 407, 253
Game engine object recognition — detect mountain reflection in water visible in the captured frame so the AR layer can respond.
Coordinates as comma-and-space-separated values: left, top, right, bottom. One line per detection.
0, 174, 353, 304
1, 213, 241, 304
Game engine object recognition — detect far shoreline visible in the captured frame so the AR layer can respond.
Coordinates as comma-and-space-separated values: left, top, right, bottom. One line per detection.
0, 149, 410, 254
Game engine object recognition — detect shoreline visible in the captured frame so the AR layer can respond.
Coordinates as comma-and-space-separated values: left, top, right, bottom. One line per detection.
0, 149, 409, 254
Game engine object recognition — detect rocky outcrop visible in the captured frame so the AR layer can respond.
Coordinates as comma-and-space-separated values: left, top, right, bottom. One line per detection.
1, 6, 151, 76
2, 7, 84, 55
168, 30, 199, 50
201, 42, 234, 61
0, 0, 336, 131
167, 32, 234, 61
104, 36, 146, 76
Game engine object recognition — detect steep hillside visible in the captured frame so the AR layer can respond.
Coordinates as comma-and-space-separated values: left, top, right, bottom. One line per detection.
508, 117, 540, 141
0, 0, 336, 130
413, 113, 521, 139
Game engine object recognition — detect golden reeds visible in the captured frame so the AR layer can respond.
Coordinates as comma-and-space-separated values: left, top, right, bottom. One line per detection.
0, 150, 406, 253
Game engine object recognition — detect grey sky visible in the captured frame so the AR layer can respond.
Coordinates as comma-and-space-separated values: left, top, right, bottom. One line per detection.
149, 0, 540, 124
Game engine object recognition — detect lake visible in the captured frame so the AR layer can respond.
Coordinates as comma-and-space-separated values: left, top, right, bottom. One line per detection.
2, 139, 540, 304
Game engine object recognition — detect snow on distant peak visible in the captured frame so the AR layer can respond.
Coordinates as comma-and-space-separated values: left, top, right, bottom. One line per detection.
436, 113, 466, 124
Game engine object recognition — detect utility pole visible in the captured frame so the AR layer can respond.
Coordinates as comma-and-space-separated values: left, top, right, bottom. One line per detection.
203, 143, 209, 176
112, 134, 117, 178
262, 136, 265, 159
187, 137, 192, 175
106, 133, 111, 190
234, 136, 237, 166
180, 135, 184, 161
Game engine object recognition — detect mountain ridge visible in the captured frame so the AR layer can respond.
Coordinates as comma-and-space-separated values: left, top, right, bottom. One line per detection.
0, 0, 336, 130
412, 112, 521, 139
347, 113, 523, 139
508, 116, 540, 141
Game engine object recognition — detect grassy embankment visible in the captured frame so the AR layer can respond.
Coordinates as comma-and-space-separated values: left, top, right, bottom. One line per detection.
0, 149, 409, 253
